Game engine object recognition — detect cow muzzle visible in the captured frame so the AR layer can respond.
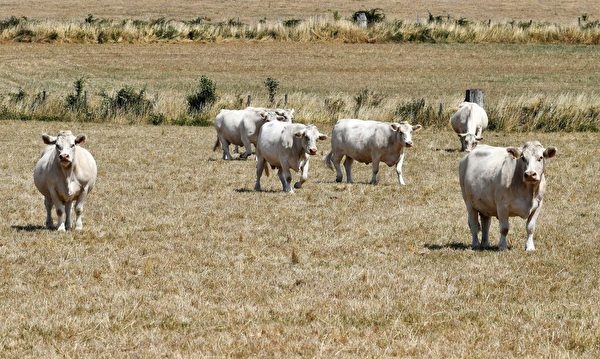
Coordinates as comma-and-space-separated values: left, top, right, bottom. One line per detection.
308, 148, 317, 156
524, 171, 540, 182
59, 154, 72, 165
404, 141, 413, 148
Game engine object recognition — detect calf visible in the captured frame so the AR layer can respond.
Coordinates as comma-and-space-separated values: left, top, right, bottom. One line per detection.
33, 131, 97, 231
324, 119, 422, 185
255, 121, 327, 193
458, 141, 556, 251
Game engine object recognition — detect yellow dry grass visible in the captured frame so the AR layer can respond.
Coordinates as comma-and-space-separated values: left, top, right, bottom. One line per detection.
2, 0, 599, 23
1, 120, 599, 357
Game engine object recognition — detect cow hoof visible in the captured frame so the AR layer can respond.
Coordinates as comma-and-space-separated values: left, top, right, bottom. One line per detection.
335, 178, 342, 183
293, 182, 303, 189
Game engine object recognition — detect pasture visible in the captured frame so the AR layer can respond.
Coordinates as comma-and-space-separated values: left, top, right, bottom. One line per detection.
1, 120, 599, 357
1, 0, 600, 356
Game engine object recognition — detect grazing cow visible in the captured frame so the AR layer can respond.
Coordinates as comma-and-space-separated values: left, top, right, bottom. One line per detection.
33, 131, 97, 231
450, 102, 489, 152
213, 107, 294, 160
324, 119, 422, 185
458, 141, 557, 251
255, 121, 327, 193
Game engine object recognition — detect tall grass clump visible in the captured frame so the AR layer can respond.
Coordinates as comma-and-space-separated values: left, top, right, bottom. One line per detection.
264, 77, 279, 106
0, 15, 599, 44
65, 78, 88, 112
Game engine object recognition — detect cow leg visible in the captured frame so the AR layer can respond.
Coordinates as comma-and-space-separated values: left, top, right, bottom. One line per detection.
49, 190, 66, 231
74, 192, 88, 230
278, 167, 293, 193
219, 136, 232, 160
466, 206, 481, 249
294, 160, 309, 189
480, 214, 491, 248
254, 155, 265, 191
331, 152, 344, 182
370, 159, 381, 185
343, 157, 354, 183
395, 153, 406, 185
64, 201, 73, 230
459, 137, 467, 152
497, 209, 510, 251
525, 201, 543, 251
239, 135, 252, 159
44, 196, 54, 229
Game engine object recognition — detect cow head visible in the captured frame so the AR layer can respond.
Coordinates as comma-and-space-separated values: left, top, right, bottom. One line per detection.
507, 141, 556, 183
458, 132, 481, 152
274, 108, 294, 122
42, 130, 86, 167
294, 125, 327, 156
391, 122, 422, 148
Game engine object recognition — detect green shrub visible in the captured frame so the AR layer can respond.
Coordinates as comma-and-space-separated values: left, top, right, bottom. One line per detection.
100, 86, 154, 118
187, 76, 218, 113
65, 78, 88, 112
264, 77, 279, 106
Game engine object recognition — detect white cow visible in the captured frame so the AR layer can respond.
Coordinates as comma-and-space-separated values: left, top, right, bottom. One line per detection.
458, 141, 556, 251
324, 119, 422, 185
255, 121, 327, 193
213, 107, 294, 160
450, 102, 489, 152
33, 131, 97, 231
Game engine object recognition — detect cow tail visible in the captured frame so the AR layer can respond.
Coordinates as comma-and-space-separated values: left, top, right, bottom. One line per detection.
324, 152, 334, 171
263, 161, 270, 177
213, 138, 220, 151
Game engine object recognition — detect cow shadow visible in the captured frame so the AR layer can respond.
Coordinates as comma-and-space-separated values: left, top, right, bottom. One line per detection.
434, 148, 460, 153
11, 224, 47, 232
235, 188, 281, 194
424, 242, 502, 251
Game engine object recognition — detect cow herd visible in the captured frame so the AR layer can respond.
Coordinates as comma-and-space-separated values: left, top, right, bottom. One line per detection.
32, 102, 557, 251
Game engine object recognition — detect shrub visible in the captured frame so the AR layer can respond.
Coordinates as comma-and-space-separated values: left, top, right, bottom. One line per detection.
187, 76, 218, 113
0, 16, 24, 31
283, 19, 302, 28
324, 97, 346, 119
100, 86, 154, 118
9, 88, 27, 104
352, 8, 386, 25
353, 88, 384, 117
264, 77, 279, 106
65, 78, 88, 112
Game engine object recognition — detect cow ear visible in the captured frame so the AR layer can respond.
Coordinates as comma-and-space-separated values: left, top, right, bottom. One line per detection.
42, 134, 56, 145
544, 146, 556, 158
318, 134, 328, 141
506, 147, 521, 159
75, 134, 87, 145
413, 124, 423, 132
390, 123, 400, 132
476, 136, 483, 141
458, 133, 468, 138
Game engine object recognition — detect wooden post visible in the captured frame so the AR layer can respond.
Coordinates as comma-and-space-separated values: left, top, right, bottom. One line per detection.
465, 89, 485, 108
284, 93, 288, 107
438, 102, 443, 118
356, 13, 367, 28
246, 95, 252, 107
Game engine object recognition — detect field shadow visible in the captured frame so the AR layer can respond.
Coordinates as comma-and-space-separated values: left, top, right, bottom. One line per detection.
11, 224, 47, 232
235, 188, 281, 194
425, 242, 502, 251
434, 148, 460, 153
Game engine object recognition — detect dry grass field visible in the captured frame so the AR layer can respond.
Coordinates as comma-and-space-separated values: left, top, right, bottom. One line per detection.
1, 120, 599, 357
1, 0, 600, 357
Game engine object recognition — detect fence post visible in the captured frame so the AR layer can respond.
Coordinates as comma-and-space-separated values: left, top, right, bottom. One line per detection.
438, 102, 443, 119
465, 89, 485, 108
284, 93, 288, 107
356, 13, 367, 28
246, 95, 252, 107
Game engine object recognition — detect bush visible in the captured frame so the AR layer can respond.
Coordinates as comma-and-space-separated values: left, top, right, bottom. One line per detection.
264, 77, 279, 106
187, 76, 218, 113
65, 78, 88, 112
100, 86, 154, 118
352, 9, 386, 25
282, 19, 302, 28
